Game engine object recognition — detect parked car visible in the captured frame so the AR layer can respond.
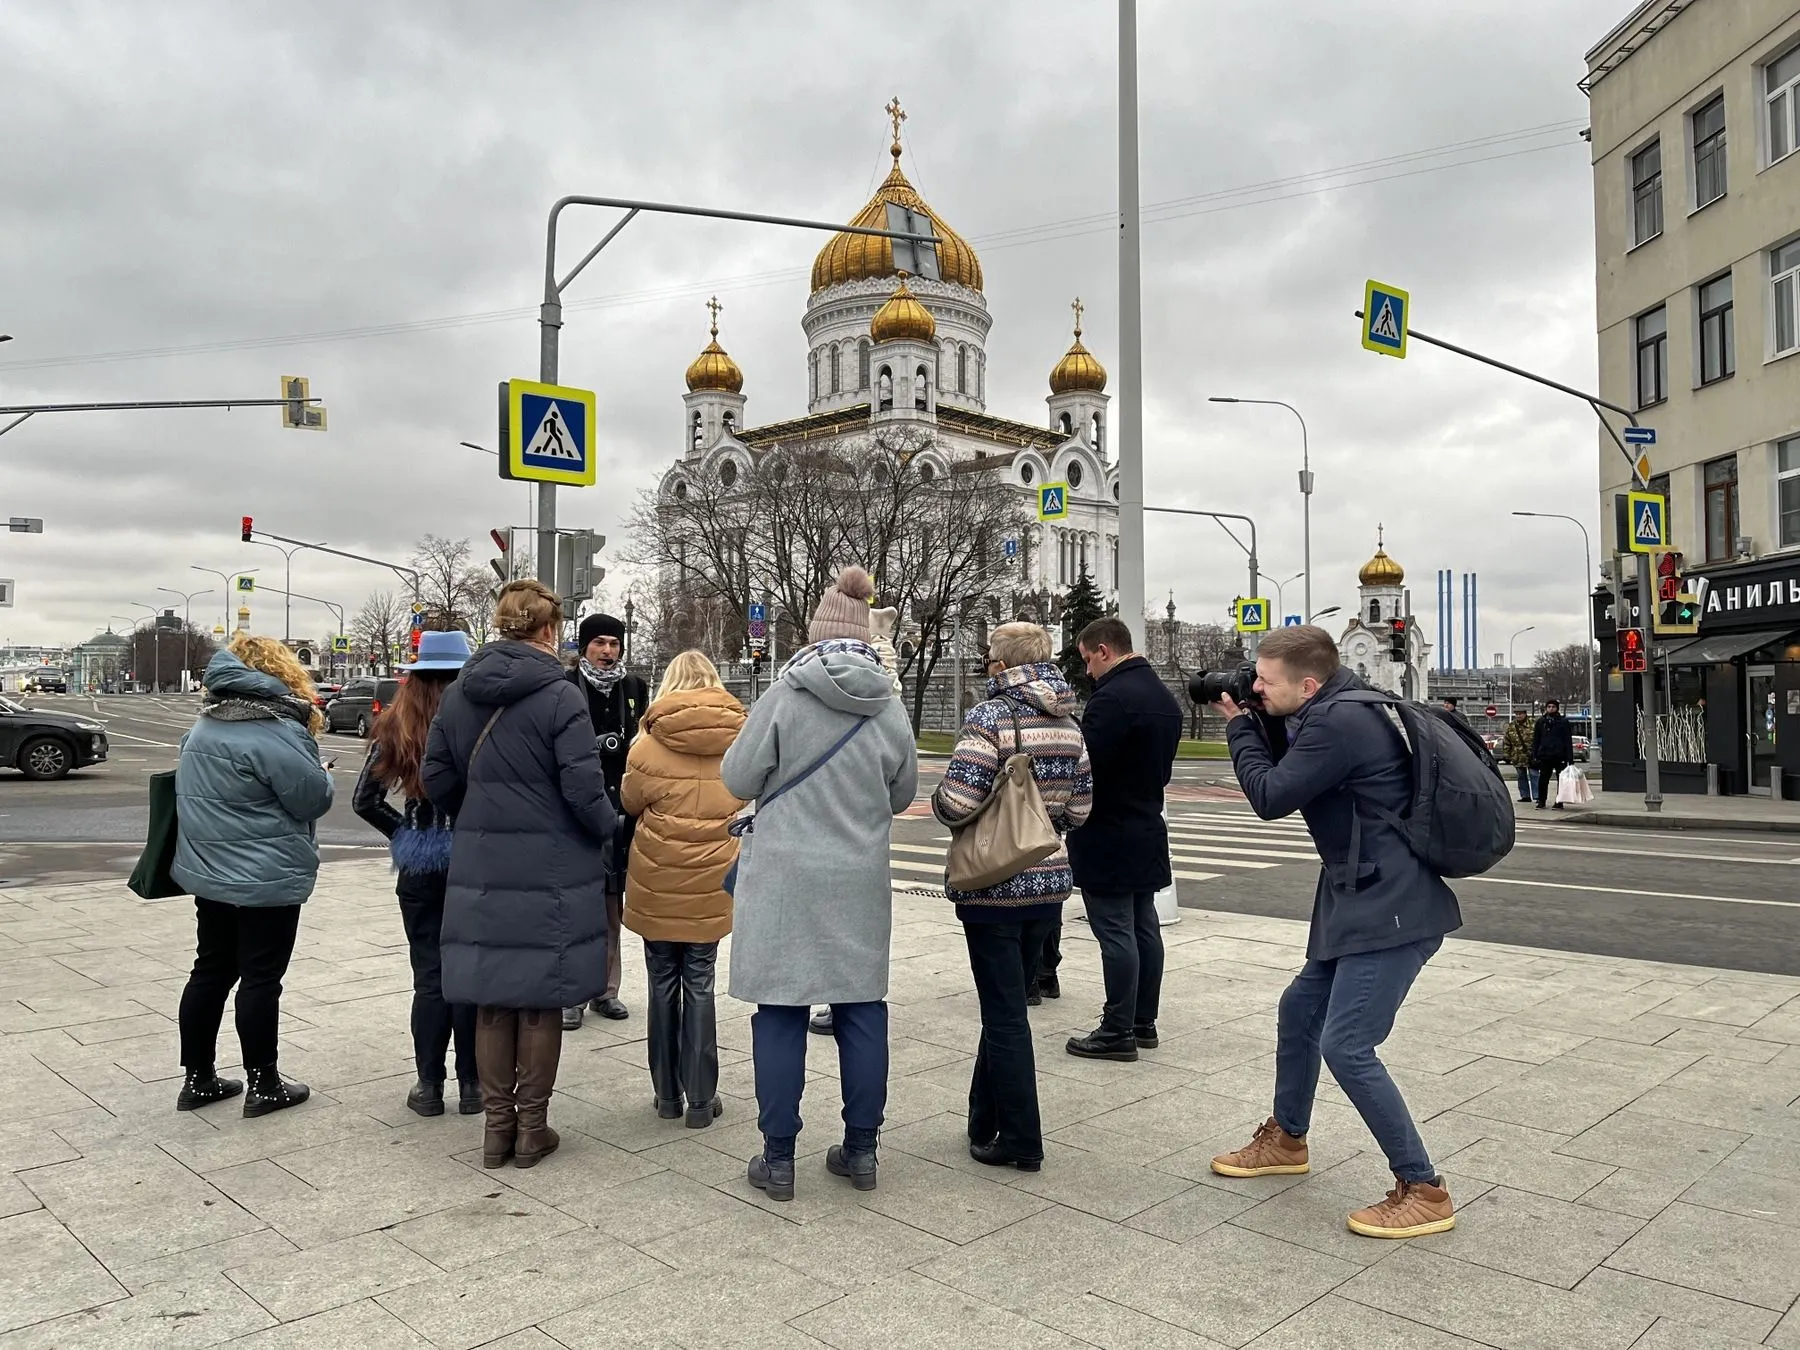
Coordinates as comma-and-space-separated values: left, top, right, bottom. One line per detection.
311, 681, 343, 708
324, 677, 400, 737
1572, 734, 1590, 762
27, 669, 68, 695
0, 695, 108, 780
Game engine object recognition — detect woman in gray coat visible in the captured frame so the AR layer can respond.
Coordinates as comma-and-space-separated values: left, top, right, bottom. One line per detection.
722, 566, 917, 1202
423, 581, 616, 1171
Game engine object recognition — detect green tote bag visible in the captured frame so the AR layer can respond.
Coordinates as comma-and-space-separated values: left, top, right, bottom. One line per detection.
127, 771, 186, 900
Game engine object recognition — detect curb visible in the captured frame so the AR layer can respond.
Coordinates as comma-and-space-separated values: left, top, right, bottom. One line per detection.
1565, 810, 1800, 834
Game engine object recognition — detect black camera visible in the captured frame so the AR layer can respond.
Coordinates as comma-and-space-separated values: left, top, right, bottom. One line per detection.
1189, 662, 1259, 707
597, 731, 624, 756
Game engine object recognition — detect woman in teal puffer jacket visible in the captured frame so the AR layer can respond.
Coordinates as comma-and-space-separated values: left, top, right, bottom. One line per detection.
172, 636, 333, 1118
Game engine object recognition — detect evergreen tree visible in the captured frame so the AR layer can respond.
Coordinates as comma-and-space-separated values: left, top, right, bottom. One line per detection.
1056, 563, 1106, 693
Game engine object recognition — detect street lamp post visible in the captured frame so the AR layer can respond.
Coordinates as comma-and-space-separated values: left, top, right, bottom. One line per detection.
1512, 511, 1596, 733
461, 441, 533, 537
1211, 397, 1312, 623
1116, 0, 1146, 640
1508, 625, 1537, 714
1310, 606, 1342, 623
1260, 569, 1304, 624
158, 587, 214, 689
191, 565, 257, 635
244, 539, 303, 641
129, 601, 161, 691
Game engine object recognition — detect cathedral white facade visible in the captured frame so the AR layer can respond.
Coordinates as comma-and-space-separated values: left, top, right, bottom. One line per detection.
658, 105, 1120, 603
1336, 531, 1433, 698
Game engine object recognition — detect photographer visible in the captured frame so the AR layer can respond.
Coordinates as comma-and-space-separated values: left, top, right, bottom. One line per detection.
1204, 625, 1461, 1241
564, 613, 650, 1029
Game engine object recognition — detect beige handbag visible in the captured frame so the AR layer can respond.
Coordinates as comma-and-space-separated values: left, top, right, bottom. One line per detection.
946, 702, 1062, 892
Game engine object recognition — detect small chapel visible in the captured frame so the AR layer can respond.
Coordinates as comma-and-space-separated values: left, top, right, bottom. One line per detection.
1335, 529, 1433, 697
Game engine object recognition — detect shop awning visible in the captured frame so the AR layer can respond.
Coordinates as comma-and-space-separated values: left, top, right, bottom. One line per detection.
1658, 628, 1794, 664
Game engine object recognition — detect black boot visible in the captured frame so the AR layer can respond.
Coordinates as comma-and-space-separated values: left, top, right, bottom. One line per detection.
406, 1079, 445, 1117
1134, 1022, 1160, 1049
686, 1097, 724, 1130
458, 1079, 483, 1115
749, 1135, 796, 1201
1038, 973, 1061, 999
808, 1008, 833, 1036
969, 1139, 1041, 1172
243, 1066, 311, 1118
826, 1143, 878, 1191
1065, 1029, 1139, 1062
175, 1067, 242, 1112
1026, 983, 1043, 1007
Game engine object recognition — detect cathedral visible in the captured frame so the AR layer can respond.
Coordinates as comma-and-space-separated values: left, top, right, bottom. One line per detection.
658, 102, 1121, 605
1336, 529, 1433, 698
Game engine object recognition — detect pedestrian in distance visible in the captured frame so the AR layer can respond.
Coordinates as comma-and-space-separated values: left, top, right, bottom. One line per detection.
1064, 618, 1183, 1063
353, 629, 480, 1119
1500, 706, 1538, 803
722, 565, 918, 1202
933, 622, 1091, 1171
424, 580, 617, 1170
1532, 698, 1575, 810
172, 636, 333, 1117
618, 650, 746, 1130
1440, 696, 1471, 728
1208, 625, 1461, 1239
564, 611, 649, 1030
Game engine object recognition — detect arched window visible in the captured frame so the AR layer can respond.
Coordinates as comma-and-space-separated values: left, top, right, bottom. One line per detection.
1067, 461, 1084, 489
915, 365, 929, 410
829, 346, 840, 395
858, 339, 871, 390
1369, 599, 1382, 623
958, 345, 968, 393
720, 460, 738, 488
919, 461, 936, 483
674, 480, 689, 501
721, 412, 735, 437
1020, 462, 1035, 485
877, 366, 893, 411
810, 351, 819, 402
1059, 412, 1073, 435
690, 411, 703, 450
1092, 413, 1104, 453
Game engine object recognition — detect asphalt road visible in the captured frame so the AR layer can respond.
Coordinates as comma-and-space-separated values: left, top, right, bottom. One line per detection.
5, 694, 1799, 977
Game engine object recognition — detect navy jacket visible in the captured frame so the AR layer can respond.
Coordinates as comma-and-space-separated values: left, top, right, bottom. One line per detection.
424, 641, 617, 1009
1531, 712, 1574, 767
1068, 656, 1184, 894
1227, 668, 1462, 961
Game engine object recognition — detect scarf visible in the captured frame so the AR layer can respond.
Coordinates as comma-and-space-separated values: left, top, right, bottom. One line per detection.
579, 658, 628, 695
200, 691, 317, 734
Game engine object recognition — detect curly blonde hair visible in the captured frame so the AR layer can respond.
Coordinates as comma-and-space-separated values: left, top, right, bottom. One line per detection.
226, 634, 325, 736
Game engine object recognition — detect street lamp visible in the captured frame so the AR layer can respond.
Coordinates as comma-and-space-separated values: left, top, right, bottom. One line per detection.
1512, 511, 1596, 732
462, 441, 534, 535
1508, 625, 1537, 713
1210, 396, 1312, 623
157, 587, 214, 688
1260, 569, 1303, 623
129, 601, 162, 691
191, 565, 256, 635
243, 539, 304, 641
1310, 605, 1342, 622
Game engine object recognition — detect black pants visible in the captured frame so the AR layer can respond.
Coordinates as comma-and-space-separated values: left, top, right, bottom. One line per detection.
642, 940, 719, 1109
177, 898, 302, 1071
1081, 889, 1163, 1037
963, 917, 1055, 1161
1036, 918, 1062, 979
1536, 760, 1569, 807
397, 872, 477, 1084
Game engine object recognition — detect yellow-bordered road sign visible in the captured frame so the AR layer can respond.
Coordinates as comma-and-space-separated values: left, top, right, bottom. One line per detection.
1037, 482, 1070, 521
1626, 490, 1668, 553
1235, 597, 1272, 633
1362, 280, 1409, 358
502, 378, 597, 486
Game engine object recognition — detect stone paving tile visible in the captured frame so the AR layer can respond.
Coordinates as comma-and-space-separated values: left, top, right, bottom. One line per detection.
1035, 1292, 1233, 1349
113, 1226, 299, 1294
0, 1208, 126, 1335
224, 1298, 435, 1348
790, 1271, 1090, 1350
914, 1202, 1175, 1315
1557, 1109, 1747, 1182
1604, 1200, 1800, 1310
546, 1255, 838, 1349
0, 1272, 274, 1347
1576, 1166, 1694, 1220
221, 1229, 440, 1323
1413, 1184, 1643, 1289
1572, 1266, 1781, 1344
1241, 1295, 1488, 1348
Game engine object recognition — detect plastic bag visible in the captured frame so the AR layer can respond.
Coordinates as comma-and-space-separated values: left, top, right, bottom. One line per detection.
1557, 765, 1593, 806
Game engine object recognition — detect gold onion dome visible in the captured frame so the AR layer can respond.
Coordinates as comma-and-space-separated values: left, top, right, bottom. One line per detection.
1358, 526, 1404, 586
684, 297, 743, 393
870, 276, 936, 343
810, 100, 983, 293
1049, 298, 1107, 393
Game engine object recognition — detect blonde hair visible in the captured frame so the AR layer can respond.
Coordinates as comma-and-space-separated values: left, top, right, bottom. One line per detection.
988, 621, 1052, 669
494, 579, 562, 641
226, 634, 325, 736
654, 649, 725, 703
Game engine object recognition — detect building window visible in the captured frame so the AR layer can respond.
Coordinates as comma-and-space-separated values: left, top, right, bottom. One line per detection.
1058, 412, 1073, 435
829, 346, 840, 395
958, 346, 968, 393
858, 339, 870, 390
809, 351, 818, 402
1020, 462, 1034, 485
1779, 436, 1800, 548
1631, 140, 1663, 245
1369, 599, 1382, 623
1768, 44, 1800, 164
1636, 305, 1668, 407
915, 365, 929, 411
1698, 274, 1735, 384
919, 461, 935, 483
1773, 239, 1800, 356
720, 460, 738, 488
1692, 94, 1727, 207
1648, 471, 1671, 549
1705, 455, 1740, 562
1067, 461, 1083, 489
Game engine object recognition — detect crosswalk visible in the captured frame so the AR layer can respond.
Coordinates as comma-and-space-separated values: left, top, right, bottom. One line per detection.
891, 807, 1319, 892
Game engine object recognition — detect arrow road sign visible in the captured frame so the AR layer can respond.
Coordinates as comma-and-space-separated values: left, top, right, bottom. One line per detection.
1623, 426, 1657, 445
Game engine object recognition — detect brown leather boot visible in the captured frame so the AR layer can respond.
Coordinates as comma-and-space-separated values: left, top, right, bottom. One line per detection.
513, 1008, 563, 1169
475, 1007, 519, 1169
1347, 1175, 1456, 1238
1210, 1117, 1310, 1178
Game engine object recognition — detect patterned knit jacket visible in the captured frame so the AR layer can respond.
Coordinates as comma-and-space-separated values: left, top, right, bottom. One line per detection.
931, 662, 1093, 913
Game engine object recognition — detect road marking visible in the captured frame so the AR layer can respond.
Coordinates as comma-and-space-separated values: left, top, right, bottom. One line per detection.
1464, 875, 1800, 910
1511, 839, 1800, 866
102, 733, 180, 748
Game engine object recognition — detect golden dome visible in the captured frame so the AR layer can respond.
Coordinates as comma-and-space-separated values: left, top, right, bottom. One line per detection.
1358, 526, 1404, 586
1049, 298, 1107, 393
810, 103, 982, 294
684, 297, 743, 393
870, 276, 936, 343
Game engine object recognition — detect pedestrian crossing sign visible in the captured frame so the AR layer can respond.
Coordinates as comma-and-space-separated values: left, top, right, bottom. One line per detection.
1235, 597, 1272, 633
235, 576, 255, 594
1625, 490, 1667, 553
501, 378, 597, 487
331, 636, 351, 654
1038, 482, 1070, 521
1361, 279, 1409, 358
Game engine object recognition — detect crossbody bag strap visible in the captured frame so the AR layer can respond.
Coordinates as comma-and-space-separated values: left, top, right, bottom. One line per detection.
468, 707, 505, 773
761, 717, 867, 810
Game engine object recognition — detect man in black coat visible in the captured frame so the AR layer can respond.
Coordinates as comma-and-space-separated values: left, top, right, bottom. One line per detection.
563, 612, 651, 1028
1065, 618, 1183, 1062
1531, 698, 1575, 810
1207, 625, 1461, 1240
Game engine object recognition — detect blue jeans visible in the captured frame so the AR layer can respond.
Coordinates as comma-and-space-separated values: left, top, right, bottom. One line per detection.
1513, 766, 1539, 802
1272, 937, 1441, 1183
751, 1002, 887, 1160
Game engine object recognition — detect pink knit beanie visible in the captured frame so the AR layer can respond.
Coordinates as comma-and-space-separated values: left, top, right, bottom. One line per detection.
808, 566, 875, 644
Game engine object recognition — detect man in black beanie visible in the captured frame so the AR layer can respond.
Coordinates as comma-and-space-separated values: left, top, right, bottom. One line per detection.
563, 612, 650, 1029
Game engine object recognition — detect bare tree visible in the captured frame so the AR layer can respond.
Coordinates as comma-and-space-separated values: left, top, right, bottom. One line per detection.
353, 589, 406, 674
409, 535, 491, 631
129, 623, 216, 691
1532, 643, 1591, 705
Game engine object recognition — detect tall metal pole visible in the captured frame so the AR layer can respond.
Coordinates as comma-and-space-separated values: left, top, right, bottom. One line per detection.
1508, 626, 1535, 713
538, 286, 561, 588
1512, 511, 1597, 733
1210, 398, 1310, 622
1115, 0, 1146, 639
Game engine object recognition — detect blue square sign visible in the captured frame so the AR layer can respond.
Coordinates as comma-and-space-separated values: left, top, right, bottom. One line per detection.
502, 379, 596, 486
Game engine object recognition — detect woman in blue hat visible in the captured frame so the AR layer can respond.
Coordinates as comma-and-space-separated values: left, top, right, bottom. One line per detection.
353, 629, 479, 1117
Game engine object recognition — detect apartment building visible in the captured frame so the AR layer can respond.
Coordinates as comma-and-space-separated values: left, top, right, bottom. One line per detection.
1588, 0, 1800, 794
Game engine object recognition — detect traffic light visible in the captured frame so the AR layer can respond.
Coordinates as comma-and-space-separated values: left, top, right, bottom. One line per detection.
1652, 552, 1707, 636
489, 527, 509, 584
1388, 616, 1408, 662
241, 516, 253, 543
1619, 626, 1648, 673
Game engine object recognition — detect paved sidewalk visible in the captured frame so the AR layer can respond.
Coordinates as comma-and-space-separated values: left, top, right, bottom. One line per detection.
3, 863, 1800, 1348
1561, 788, 1800, 833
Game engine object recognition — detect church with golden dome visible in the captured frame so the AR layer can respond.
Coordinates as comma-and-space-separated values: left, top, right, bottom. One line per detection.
662, 101, 1120, 602
1336, 528, 1433, 697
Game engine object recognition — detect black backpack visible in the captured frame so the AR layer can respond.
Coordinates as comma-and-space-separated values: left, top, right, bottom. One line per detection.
1337, 690, 1516, 879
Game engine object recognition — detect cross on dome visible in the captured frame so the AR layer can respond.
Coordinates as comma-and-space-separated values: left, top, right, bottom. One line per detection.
885, 97, 907, 158
706, 295, 722, 338
1071, 297, 1084, 338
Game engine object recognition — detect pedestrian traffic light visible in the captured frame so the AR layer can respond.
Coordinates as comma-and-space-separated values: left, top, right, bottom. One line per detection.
1388, 617, 1408, 662
1619, 626, 1648, 673
241, 516, 253, 543
489, 527, 509, 584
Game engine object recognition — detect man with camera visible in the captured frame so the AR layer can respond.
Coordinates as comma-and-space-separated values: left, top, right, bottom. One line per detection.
1205, 625, 1461, 1239
563, 613, 649, 1029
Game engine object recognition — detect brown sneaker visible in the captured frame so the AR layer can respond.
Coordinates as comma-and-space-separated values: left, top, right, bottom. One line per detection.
1346, 1175, 1456, 1238
1210, 1117, 1310, 1178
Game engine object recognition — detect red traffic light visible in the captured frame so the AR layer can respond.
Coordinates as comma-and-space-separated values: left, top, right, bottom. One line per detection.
1391, 617, 1407, 632
241, 516, 253, 543
1619, 626, 1648, 673
490, 528, 508, 553
409, 626, 423, 653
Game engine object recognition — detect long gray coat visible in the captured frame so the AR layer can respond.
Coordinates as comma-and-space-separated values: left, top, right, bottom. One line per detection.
721, 640, 917, 1006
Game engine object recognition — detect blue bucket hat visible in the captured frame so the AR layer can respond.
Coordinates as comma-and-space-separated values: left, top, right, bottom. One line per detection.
406, 629, 473, 672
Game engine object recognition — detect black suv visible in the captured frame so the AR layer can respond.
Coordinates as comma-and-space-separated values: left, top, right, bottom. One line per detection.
0, 695, 109, 780
325, 677, 401, 737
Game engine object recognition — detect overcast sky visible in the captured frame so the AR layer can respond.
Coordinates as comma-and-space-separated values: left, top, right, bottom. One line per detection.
0, 0, 1629, 670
